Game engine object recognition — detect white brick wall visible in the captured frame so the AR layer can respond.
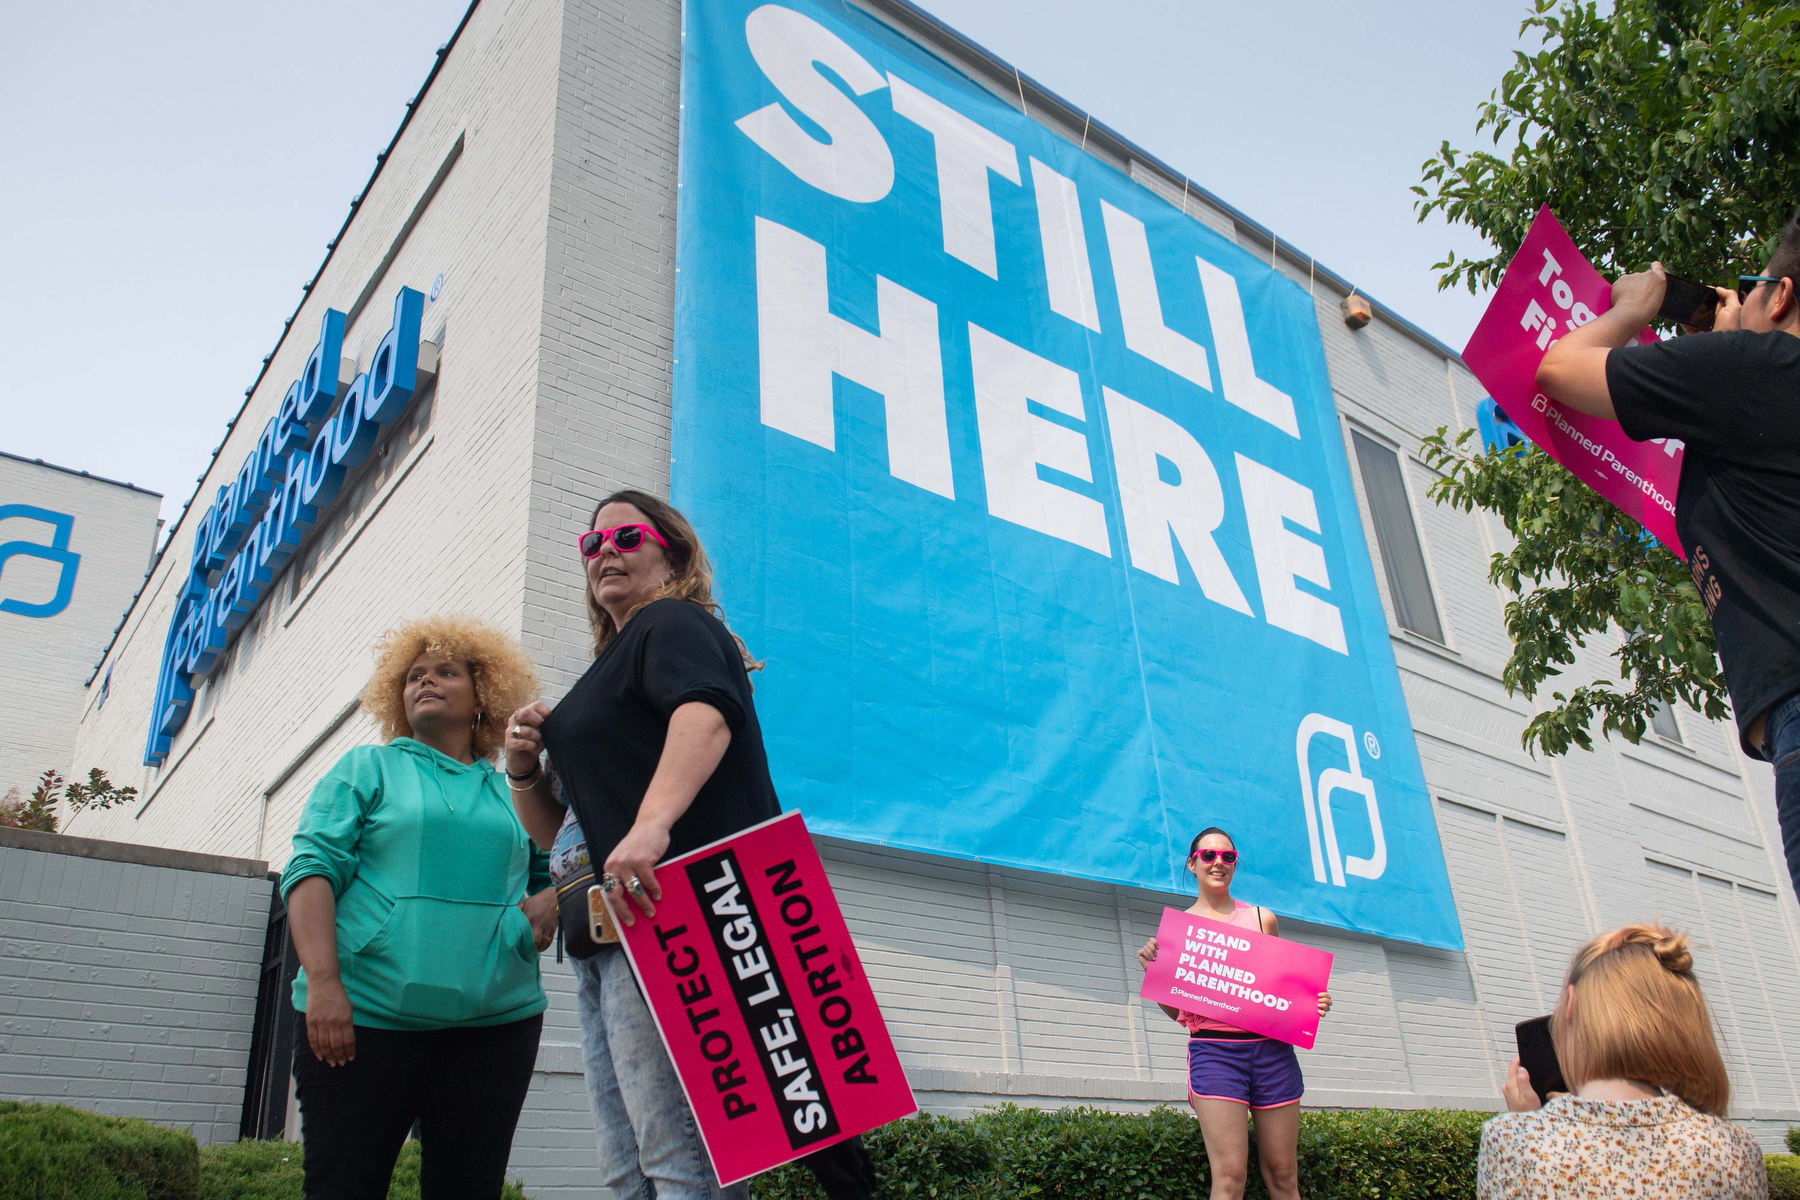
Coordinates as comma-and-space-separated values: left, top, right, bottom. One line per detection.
0, 454, 159, 797
0, 827, 270, 1146
50, 0, 1800, 1182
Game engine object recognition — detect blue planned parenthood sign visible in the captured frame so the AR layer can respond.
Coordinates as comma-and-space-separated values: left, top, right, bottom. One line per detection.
671, 0, 1462, 949
144, 289, 435, 766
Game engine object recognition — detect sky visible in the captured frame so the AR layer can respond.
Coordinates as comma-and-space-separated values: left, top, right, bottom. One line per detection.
1, 0, 1532, 527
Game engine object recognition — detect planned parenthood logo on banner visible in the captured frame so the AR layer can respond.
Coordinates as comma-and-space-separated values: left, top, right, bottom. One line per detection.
671, 0, 1461, 949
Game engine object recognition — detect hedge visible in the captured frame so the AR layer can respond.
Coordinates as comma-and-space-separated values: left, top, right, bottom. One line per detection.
1769, 1155, 1800, 1200
750, 1105, 1487, 1200
0, 1101, 199, 1200
4, 1100, 1789, 1200
1789, 1125, 1800, 1156
196, 1139, 531, 1200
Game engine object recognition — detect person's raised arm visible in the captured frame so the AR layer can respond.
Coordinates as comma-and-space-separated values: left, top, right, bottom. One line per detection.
605, 701, 731, 924
505, 701, 560, 850
1535, 263, 1669, 421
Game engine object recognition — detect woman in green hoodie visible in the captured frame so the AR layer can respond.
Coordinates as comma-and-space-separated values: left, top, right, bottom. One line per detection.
281, 615, 555, 1200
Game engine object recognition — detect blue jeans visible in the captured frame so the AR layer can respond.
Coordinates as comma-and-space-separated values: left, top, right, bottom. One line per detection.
1767, 692, 1800, 905
570, 947, 746, 1200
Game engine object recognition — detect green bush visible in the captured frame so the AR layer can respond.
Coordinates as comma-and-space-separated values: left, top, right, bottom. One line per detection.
750, 1104, 1486, 1200
1768, 1154, 1800, 1200
197, 1139, 532, 1200
1788, 1126, 1800, 1156
0, 1100, 199, 1200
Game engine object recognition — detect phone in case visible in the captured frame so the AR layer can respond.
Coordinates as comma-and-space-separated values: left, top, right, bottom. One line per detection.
1515, 1015, 1567, 1103
588, 884, 619, 945
1656, 273, 1720, 330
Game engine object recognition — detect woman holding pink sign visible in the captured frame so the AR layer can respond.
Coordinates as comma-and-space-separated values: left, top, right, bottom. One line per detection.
1137, 827, 1333, 1200
506, 490, 876, 1200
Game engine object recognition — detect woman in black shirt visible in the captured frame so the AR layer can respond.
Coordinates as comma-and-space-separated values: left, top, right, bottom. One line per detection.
505, 489, 872, 1200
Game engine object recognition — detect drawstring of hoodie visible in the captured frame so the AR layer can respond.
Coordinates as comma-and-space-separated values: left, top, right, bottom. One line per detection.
424, 753, 456, 813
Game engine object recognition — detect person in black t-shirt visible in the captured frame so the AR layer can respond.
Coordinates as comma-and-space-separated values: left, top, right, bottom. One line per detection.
502, 489, 876, 1200
1537, 205, 1800, 904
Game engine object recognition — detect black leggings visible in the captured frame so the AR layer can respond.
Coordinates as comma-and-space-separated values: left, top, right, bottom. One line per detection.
292, 1014, 543, 1200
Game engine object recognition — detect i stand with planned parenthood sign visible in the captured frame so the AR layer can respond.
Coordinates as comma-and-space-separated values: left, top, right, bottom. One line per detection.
1462, 205, 1684, 557
604, 811, 915, 1187
1139, 908, 1334, 1049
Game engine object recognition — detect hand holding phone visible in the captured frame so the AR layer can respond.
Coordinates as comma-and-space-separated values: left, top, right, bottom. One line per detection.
1515, 1015, 1567, 1106
1656, 273, 1722, 331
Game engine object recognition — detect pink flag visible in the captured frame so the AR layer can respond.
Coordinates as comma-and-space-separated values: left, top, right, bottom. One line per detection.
1461, 204, 1684, 557
608, 811, 916, 1186
1139, 907, 1334, 1049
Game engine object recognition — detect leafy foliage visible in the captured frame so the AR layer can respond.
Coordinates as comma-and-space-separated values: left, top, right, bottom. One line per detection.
1416, 0, 1800, 295
1789, 1125, 1800, 1156
0, 771, 63, 832
750, 1104, 1487, 1199
0, 767, 140, 833
1412, 0, 1800, 753
1419, 431, 1726, 754
1769, 1154, 1800, 1200
197, 1139, 531, 1200
65, 766, 141, 817
0, 1099, 199, 1200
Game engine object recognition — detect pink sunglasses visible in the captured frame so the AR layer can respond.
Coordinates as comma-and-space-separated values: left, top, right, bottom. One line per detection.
578, 524, 668, 557
1193, 849, 1238, 865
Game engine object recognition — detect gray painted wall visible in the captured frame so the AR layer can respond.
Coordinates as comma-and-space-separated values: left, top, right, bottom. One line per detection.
0, 826, 271, 1147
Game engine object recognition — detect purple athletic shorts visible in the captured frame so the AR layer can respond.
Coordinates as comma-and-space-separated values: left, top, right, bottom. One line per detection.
1187, 1035, 1304, 1109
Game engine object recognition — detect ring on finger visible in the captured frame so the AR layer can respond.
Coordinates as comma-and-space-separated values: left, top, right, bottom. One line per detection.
600, 873, 619, 894
625, 876, 645, 896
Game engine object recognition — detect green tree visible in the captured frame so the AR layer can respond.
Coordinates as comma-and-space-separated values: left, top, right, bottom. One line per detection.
1412, 0, 1800, 754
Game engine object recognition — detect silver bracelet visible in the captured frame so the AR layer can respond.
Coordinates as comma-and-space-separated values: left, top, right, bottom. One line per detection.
505, 766, 544, 791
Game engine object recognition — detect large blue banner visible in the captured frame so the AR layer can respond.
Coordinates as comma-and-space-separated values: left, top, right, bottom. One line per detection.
671, 0, 1461, 949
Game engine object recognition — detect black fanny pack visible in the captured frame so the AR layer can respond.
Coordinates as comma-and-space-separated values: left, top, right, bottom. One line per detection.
555, 868, 618, 960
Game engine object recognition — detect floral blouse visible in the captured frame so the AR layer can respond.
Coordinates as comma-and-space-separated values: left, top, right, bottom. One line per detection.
1478, 1094, 1767, 1199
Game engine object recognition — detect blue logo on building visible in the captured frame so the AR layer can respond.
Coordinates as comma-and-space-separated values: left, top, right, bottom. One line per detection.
0, 505, 81, 619
1476, 396, 1532, 455
143, 287, 435, 766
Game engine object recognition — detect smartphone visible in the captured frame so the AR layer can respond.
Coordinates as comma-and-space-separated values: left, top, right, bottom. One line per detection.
588, 884, 619, 945
1515, 1015, 1567, 1104
1657, 273, 1721, 330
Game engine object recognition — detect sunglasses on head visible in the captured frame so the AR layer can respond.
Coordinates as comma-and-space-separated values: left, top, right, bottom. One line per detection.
578, 523, 669, 557
1194, 848, 1238, 865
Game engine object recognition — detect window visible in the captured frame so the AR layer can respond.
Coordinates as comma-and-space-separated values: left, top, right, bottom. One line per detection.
1649, 700, 1683, 743
1351, 430, 1445, 642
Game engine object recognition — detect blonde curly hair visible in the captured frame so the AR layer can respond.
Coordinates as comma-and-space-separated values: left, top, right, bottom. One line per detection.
360, 615, 539, 761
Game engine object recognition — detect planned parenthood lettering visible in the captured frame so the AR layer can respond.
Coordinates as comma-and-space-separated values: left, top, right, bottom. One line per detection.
1139, 908, 1333, 1049
613, 813, 914, 1185
670, 0, 1462, 950
144, 288, 436, 764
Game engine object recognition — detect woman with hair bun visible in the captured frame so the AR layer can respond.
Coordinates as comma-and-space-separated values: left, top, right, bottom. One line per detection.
1478, 923, 1767, 1198
283, 615, 556, 1200
1136, 826, 1332, 1200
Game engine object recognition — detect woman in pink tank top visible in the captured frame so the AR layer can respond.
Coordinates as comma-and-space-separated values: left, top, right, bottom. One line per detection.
1136, 827, 1333, 1200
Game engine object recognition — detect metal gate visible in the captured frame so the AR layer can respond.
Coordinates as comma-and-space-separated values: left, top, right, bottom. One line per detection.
239, 873, 300, 1140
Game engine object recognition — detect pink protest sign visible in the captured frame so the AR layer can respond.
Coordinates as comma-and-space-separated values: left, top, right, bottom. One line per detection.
1461, 204, 1684, 557
1139, 907, 1334, 1049
608, 811, 916, 1186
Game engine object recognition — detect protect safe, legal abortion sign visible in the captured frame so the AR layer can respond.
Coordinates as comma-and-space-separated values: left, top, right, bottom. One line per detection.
1139, 908, 1334, 1049
1462, 205, 1682, 556
670, 0, 1463, 950
611, 812, 914, 1185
